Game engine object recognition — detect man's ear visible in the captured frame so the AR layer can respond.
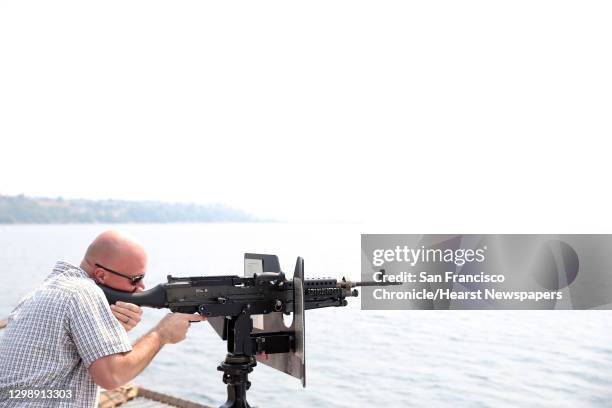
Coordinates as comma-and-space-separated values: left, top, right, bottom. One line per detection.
93, 268, 106, 284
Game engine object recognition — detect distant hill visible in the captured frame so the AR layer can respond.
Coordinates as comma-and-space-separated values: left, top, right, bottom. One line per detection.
0, 195, 260, 223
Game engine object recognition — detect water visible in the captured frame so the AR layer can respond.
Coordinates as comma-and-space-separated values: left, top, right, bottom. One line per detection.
1, 224, 611, 407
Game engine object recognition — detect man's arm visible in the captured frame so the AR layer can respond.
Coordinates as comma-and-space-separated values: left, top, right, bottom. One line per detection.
89, 313, 205, 390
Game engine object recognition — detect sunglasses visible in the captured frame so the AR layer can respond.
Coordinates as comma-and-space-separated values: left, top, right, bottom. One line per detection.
95, 263, 145, 285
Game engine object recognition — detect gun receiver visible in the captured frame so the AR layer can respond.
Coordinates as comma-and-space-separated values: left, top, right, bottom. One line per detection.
97, 253, 396, 408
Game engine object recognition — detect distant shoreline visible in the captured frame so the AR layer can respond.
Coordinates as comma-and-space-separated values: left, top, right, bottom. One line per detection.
0, 195, 265, 224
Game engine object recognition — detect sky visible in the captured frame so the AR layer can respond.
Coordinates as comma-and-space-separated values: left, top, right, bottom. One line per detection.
1, 1, 611, 228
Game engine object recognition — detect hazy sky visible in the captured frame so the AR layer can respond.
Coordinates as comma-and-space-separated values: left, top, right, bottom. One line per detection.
1, 1, 610, 227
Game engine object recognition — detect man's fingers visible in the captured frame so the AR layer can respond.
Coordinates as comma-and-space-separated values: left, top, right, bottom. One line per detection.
173, 312, 207, 322
190, 313, 207, 322
111, 310, 140, 335
111, 309, 132, 323
112, 311, 130, 329
115, 301, 143, 315
111, 304, 142, 322
111, 308, 140, 323
111, 310, 138, 332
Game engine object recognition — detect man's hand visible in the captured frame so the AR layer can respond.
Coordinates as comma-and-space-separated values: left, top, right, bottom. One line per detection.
154, 313, 206, 344
110, 301, 143, 332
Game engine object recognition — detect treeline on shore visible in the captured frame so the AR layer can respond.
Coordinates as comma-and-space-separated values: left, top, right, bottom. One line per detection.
0, 194, 259, 223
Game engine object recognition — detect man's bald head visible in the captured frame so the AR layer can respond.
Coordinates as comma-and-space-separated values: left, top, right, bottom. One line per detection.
81, 230, 147, 291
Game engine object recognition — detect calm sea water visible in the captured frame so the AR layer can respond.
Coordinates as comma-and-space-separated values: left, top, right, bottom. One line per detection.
1, 224, 611, 407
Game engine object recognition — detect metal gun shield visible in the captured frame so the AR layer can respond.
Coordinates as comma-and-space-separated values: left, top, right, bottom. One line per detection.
245, 254, 306, 386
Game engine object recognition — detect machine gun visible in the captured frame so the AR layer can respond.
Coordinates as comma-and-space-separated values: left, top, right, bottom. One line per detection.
98, 253, 396, 408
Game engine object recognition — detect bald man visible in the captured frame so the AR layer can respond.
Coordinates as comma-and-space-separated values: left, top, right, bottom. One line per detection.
0, 230, 205, 408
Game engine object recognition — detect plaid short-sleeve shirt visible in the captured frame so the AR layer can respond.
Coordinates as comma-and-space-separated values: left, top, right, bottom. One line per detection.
0, 261, 133, 407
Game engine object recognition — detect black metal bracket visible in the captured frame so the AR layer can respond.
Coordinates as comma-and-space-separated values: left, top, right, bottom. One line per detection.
252, 332, 294, 355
